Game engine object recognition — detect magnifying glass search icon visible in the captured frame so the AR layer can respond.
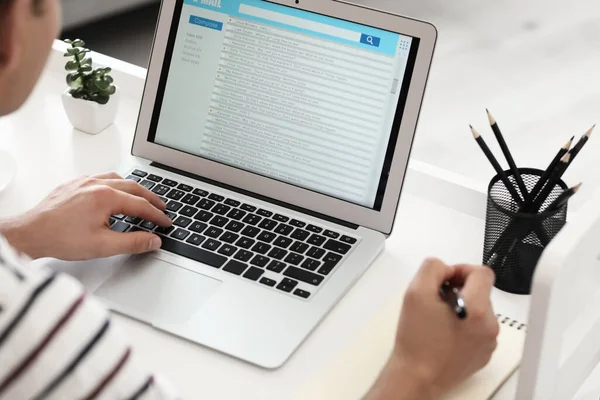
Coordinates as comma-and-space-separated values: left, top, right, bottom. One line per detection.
366, 36, 374, 45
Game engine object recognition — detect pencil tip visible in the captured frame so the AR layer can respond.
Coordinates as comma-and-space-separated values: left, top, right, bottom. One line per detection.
585, 125, 595, 138
486, 110, 496, 126
573, 183, 583, 193
470, 125, 480, 139
564, 137, 574, 149
561, 153, 571, 163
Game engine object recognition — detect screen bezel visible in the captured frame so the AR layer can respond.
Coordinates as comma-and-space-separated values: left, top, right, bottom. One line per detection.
132, 0, 437, 235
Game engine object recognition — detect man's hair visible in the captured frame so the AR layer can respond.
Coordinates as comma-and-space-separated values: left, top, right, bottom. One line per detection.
0, 0, 45, 16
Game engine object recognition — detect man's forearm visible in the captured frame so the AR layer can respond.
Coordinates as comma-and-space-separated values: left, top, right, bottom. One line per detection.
0, 214, 41, 258
364, 357, 436, 400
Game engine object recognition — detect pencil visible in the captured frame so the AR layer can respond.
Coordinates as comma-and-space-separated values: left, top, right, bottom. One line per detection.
524, 136, 573, 207
546, 183, 582, 212
471, 125, 523, 205
568, 125, 595, 165
487, 110, 528, 198
531, 153, 571, 212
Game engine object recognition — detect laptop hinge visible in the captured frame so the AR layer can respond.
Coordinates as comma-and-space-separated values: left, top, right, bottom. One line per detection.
150, 162, 360, 230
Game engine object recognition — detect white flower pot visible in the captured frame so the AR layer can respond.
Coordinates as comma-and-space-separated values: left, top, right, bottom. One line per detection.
61, 86, 120, 135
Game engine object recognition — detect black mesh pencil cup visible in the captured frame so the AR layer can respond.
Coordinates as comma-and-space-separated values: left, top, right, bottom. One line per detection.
483, 168, 568, 295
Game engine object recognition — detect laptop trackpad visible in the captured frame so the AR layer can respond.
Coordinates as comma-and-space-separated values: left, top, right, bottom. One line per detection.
95, 255, 222, 326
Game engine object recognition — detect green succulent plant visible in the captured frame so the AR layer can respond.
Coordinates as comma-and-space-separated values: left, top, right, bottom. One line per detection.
63, 39, 116, 105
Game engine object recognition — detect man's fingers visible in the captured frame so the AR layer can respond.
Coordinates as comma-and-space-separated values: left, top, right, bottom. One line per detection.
93, 172, 122, 180
101, 179, 166, 211
111, 191, 172, 227
99, 231, 162, 257
460, 266, 496, 307
415, 258, 455, 291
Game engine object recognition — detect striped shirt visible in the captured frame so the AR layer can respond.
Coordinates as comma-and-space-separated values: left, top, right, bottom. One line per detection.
0, 236, 179, 400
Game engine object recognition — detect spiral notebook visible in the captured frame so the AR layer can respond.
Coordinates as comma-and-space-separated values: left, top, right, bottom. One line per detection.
296, 296, 526, 400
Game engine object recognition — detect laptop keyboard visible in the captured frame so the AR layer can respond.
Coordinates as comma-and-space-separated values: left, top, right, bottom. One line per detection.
108, 169, 360, 300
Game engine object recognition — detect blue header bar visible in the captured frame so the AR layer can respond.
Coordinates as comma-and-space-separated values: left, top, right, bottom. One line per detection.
183, 0, 401, 56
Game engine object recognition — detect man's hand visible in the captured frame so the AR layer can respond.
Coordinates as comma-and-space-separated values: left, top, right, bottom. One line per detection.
366, 258, 499, 400
0, 173, 173, 260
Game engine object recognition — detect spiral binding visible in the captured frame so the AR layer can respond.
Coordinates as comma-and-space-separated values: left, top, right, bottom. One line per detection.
496, 313, 527, 331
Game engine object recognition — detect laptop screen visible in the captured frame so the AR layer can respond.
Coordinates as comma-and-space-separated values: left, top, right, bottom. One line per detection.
149, 0, 420, 211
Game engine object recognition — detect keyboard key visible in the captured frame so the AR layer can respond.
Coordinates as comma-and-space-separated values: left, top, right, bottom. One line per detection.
194, 210, 213, 222
267, 260, 286, 273
163, 179, 178, 187
210, 216, 229, 228
307, 224, 323, 234
241, 204, 257, 212
221, 232, 240, 244
234, 249, 254, 262
252, 242, 271, 255
111, 221, 130, 233
164, 211, 178, 221
306, 247, 326, 260
341, 235, 358, 245
236, 237, 255, 249
301, 258, 321, 271
225, 220, 244, 233
132, 169, 148, 177
277, 278, 298, 293
268, 247, 288, 260
141, 220, 157, 230
241, 226, 261, 238
257, 231, 277, 243
227, 209, 246, 220
275, 224, 294, 236
274, 214, 290, 223
318, 252, 343, 275
186, 234, 206, 246
251, 255, 270, 268
260, 277, 277, 287
158, 197, 168, 204
225, 199, 241, 207
223, 260, 248, 276
273, 236, 293, 249
147, 174, 163, 182
213, 204, 231, 215
152, 184, 170, 196
112, 214, 125, 220
193, 188, 209, 197
166, 201, 183, 212
167, 189, 185, 201
284, 253, 304, 266
189, 221, 208, 234
284, 266, 324, 286
290, 219, 306, 228
206, 227, 224, 238
324, 239, 352, 255
155, 225, 175, 236
208, 193, 225, 202
307, 234, 327, 247
291, 229, 311, 241
324, 230, 340, 239
243, 267, 264, 281
140, 180, 155, 190
160, 236, 227, 268
257, 209, 273, 217
198, 199, 216, 210
109, 217, 116, 226
174, 216, 192, 228
126, 175, 141, 183
178, 183, 193, 192
171, 229, 190, 241
294, 289, 311, 299
202, 239, 222, 252
218, 244, 238, 257
125, 216, 142, 224
180, 206, 199, 218
290, 242, 309, 254
182, 194, 201, 205
258, 219, 278, 231
129, 226, 146, 233
242, 214, 261, 226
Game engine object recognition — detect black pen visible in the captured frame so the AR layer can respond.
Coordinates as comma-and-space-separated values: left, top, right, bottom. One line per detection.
440, 281, 467, 320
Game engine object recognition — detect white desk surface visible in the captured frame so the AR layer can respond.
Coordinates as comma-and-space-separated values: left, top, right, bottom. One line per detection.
1, 41, 599, 399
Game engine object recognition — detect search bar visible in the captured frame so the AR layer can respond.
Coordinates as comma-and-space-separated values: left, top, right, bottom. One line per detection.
238, 4, 380, 47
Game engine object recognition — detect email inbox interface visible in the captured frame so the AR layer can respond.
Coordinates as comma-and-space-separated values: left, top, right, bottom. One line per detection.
155, 0, 414, 208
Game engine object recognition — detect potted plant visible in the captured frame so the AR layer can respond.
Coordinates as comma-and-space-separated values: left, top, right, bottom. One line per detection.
61, 39, 120, 135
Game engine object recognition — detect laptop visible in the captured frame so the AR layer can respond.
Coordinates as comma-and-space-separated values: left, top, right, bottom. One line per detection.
96, 0, 437, 369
